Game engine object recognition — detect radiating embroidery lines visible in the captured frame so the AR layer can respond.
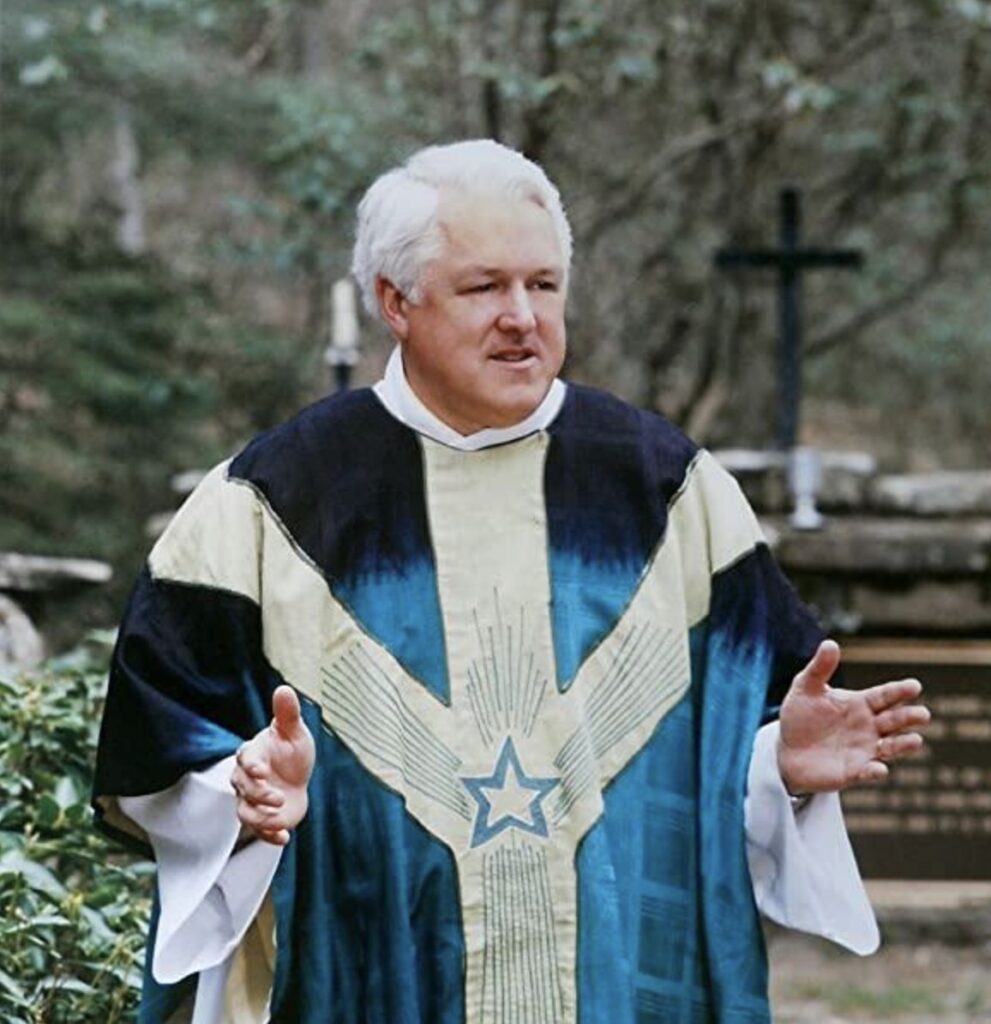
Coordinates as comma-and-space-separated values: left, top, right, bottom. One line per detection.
320, 641, 472, 821
552, 621, 687, 826
466, 594, 549, 746
479, 834, 565, 1024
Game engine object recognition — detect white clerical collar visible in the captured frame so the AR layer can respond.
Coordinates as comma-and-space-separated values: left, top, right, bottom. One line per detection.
373, 346, 567, 452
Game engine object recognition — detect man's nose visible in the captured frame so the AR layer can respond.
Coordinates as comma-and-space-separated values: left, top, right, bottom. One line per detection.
496, 284, 537, 333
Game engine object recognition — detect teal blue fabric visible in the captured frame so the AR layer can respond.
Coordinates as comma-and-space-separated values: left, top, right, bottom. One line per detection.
335, 560, 450, 704
548, 549, 643, 691
267, 701, 465, 1023
573, 607, 777, 1024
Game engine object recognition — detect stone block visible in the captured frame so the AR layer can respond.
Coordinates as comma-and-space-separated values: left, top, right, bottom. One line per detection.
714, 448, 877, 514
0, 553, 113, 594
870, 472, 991, 517
764, 517, 991, 576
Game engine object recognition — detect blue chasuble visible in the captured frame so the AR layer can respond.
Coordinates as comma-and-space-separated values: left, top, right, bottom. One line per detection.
94, 384, 823, 1024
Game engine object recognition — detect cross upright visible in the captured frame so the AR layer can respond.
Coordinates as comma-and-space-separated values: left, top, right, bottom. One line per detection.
715, 188, 864, 450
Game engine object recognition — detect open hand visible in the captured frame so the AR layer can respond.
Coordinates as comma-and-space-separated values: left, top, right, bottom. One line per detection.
778, 640, 930, 795
230, 685, 316, 846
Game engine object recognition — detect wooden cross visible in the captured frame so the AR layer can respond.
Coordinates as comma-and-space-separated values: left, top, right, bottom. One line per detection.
715, 188, 864, 449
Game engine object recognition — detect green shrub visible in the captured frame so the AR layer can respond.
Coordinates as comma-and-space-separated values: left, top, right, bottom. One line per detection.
0, 636, 151, 1023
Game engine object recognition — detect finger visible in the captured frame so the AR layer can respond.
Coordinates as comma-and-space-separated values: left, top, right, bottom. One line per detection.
272, 685, 303, 740
864, 677, 923, 714
876, 732, 925, 761
237, 801, 288, 831
255, 828, 291, 847
876, 704, 931, 736
790, 639, 841, 698
231, 761, 270, 790
236, 742, 270, 779
231, 769, 285, 807
854, 760, 889, 785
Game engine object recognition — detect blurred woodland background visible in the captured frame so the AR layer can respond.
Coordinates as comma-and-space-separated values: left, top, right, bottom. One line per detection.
3, 3, 991, 1018
3, 0, 991, 636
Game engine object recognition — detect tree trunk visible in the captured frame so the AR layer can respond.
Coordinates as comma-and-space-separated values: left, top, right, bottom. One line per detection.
111, 101, 146, 256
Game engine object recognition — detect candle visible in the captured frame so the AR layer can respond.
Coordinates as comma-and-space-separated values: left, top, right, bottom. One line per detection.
331, 278, 358, 354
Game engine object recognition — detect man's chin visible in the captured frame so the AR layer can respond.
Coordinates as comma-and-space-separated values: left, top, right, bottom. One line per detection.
481, 391, 549, 430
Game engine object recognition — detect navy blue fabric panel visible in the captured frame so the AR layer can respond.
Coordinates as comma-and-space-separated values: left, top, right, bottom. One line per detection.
713, 544, 825, 715
229, 390, 423, 580
545, 384, 698, 570
228, 389, 449, 701
545, 385, 697, 688
93, 569, 280, 801
269, 701, 465, 1024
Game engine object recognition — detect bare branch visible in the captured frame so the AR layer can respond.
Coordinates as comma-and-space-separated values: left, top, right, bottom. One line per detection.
239, 6, 290, 74
806, 268, 943, 360
520, 0, 562, 162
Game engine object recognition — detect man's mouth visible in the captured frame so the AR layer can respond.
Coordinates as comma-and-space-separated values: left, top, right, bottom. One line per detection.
491, 349, 536, 363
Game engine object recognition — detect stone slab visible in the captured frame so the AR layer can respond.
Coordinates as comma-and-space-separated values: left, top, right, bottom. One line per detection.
793, 577, 991, 635
714, 448, 877, 514
871, 471, 991, 517
763, 517, 991, 576
0, 553, 113, 593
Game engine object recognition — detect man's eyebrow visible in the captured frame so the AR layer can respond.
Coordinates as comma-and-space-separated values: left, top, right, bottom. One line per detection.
454, 265, 563, 278
454, 266, 501, 277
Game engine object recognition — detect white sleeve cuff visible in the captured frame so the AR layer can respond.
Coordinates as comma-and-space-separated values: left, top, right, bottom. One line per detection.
745, 721, 880, 955
119, 756, 282, 982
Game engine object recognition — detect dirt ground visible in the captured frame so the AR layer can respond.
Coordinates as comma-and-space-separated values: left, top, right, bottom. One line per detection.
768, 933, 991, 1022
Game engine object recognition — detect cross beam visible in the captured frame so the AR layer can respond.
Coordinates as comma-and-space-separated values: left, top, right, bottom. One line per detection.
715, 188, 864, 450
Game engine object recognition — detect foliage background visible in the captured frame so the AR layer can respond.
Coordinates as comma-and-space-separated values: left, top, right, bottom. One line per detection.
3, 0, 991, 633
0, 637, 151, 1021
2, 1, 990, 1016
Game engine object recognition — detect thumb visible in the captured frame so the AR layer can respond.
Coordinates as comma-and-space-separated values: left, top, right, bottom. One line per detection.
790, 639, 841, 698
272, 685, 303, 739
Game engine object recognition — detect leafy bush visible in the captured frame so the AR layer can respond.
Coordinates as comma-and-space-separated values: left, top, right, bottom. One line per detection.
0, 636, 151, 1023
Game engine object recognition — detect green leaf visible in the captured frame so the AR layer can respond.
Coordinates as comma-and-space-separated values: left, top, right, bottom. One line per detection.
0, 966, 25, 999
35, 793, 61, 828
0, 850, 68, 898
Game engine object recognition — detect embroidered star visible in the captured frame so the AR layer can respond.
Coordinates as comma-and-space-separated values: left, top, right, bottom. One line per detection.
462, 737, 558, 848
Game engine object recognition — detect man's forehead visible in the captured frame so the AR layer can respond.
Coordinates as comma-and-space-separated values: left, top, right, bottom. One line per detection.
435, 188, 562, 263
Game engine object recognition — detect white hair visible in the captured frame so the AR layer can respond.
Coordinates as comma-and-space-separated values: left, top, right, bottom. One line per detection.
350, 139, 573, 320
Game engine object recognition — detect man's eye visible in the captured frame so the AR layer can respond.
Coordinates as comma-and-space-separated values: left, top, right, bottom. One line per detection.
531, 280, 558, 292
467, 282, 495, 293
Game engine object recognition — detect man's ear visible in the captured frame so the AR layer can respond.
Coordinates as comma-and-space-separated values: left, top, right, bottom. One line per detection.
376, 276, 411, 341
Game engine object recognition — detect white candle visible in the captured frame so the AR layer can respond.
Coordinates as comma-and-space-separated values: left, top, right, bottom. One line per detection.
331, 278, 358, 352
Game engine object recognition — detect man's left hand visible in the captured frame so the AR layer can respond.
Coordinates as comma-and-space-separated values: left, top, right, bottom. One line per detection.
777, 639, 930, 795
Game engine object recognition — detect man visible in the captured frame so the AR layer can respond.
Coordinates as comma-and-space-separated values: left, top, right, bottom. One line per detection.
94, 140, 928, 1024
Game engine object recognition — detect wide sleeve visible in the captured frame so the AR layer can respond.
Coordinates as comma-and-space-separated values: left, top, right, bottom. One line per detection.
118, 756, 282, 981
93, 461, 282, 845
683, 452, 878, 953
673, 450, 878, 995
92, 461, 293, 1006
745, 723, 879, 953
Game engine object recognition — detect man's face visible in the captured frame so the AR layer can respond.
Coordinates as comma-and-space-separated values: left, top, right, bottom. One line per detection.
380, 190, 567, 435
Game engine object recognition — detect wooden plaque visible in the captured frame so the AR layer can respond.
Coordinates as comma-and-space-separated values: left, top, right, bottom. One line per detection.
840, 639, 991, 880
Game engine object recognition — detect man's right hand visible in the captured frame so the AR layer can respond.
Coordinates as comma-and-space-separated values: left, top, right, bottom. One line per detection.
230, 685, 316, 846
